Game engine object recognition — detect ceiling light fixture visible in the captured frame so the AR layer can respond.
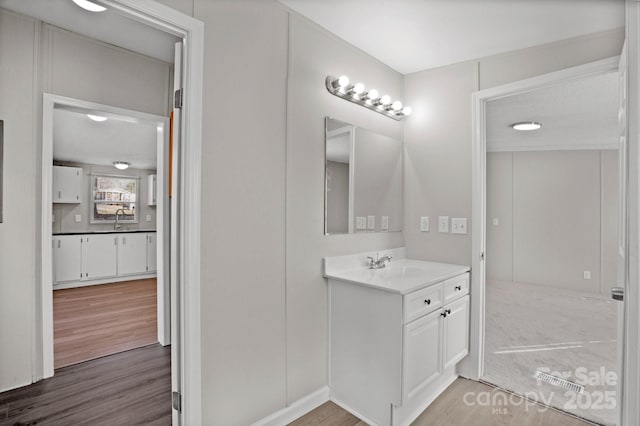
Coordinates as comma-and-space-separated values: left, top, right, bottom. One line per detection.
72, 0, 107, 12
511, 121, 542, 131
326, 76, 410, 121
113, 161, 130, 170
87, 114, 108, 122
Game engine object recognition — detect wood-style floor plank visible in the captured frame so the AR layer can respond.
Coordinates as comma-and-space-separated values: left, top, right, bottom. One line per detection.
53, 278, 158, 369
290, 379, 593, 426
0, 344, 171, 426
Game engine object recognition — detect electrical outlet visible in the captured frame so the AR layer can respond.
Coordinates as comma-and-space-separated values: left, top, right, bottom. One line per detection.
381, 216, 389, 231
438, 216, 449, 233
584, 271, 591, 280
146, 214, 152, 222
356, 216, 367, 230
420, 216, 430, 232
74, 214, 82, 223
367, 216, 376, 230
492, 217, 499, 226
451, 218, 468, 234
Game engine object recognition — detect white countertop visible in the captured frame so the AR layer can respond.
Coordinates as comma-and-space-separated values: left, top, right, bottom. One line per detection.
324, 248, 470, 294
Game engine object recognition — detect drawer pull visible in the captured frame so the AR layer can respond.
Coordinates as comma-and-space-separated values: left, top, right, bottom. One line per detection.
441, 311, 447, 318
424, 299, 431, 305
455, 285, 462, 291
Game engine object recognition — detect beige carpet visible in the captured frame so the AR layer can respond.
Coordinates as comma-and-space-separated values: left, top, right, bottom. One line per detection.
484, 280, 618, 425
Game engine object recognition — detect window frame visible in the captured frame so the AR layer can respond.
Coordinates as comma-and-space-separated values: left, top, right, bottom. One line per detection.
89, 173, 140, 224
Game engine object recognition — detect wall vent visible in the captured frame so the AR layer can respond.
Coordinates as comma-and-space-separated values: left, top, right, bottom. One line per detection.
535, 371, 584, 393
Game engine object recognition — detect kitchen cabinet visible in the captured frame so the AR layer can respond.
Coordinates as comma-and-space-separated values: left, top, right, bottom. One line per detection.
53, 165, 82, 203
328, 265, 470, 426
146, 232, 157, 273
81, 234, 117, 280
117, 233, 148, 276
53, 231, 157, 287
53, 235, 82, 283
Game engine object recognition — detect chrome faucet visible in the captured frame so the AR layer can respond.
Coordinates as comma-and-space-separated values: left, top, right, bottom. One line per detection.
114, 208, 126, 230
367, 253, 392, 269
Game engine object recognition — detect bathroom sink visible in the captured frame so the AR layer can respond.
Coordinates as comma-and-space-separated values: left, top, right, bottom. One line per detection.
324, 248, 470, 294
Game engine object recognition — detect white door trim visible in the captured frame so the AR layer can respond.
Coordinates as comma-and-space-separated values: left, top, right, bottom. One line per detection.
467, 55, 623, 400
39, 2, 204, 424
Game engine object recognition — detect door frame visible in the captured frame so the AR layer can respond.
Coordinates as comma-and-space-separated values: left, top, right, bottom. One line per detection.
37, 2, 204, 424
467, 56, 632, 417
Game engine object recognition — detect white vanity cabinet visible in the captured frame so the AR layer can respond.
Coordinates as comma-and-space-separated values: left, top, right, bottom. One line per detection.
52, 165, 83, 203
326, 252, 470, 426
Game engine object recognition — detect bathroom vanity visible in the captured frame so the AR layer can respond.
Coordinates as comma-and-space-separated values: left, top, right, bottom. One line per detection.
324, 248, 470, 426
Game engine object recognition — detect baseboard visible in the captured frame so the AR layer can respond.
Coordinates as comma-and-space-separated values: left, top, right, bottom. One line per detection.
251, 386, 329, 426
53, 273, 157, 290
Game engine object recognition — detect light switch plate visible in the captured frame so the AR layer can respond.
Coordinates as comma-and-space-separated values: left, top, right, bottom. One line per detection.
584, 271, 591, 280
74, 214, 81, 223
492, 218, 499, 226
367, 216, 375, 230
451, 217, 468, 234
438, 216, 449, 233
420, 216, 430, 232
356, 216, 367, 230
146, 214, 152, 222
381, 216, 389, 231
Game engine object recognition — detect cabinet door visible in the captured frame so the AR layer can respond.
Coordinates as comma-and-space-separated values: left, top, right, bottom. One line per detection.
443, 295, 470, 370
118, 233, 148, 276
82, 234, 118, 280
146, 233, 157, 273
53, 235, 82, 283
53, 166, 82, 203
402, 309, 442, 402
148, 174, 157, 206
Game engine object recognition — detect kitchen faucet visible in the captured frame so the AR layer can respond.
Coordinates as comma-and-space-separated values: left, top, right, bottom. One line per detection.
367, 252, 392, 269
114, 208, 126, 230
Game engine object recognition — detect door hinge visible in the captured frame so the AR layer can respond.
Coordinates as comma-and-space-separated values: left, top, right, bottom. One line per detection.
480, 252, 485, 261
172, 391, 182, 412
174, 88, 183, 109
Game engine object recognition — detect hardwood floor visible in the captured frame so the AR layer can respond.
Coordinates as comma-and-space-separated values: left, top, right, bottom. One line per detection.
54, 278, 158, 369
290, 378, 593, 426
0, 344, 171, 426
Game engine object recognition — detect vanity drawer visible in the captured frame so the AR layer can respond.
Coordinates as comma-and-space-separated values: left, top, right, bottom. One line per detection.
443, 273, 469, 304
404, 284, 443, 323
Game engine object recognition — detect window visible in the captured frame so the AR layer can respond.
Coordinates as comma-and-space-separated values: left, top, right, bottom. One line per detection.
91, 175, 139, 223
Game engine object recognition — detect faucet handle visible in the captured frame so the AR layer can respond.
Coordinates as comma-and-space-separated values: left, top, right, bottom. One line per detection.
367, 256, 374, 266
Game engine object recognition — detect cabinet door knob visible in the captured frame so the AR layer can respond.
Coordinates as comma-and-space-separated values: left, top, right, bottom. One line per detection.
455, 285, 462, 291
424, 299, 431, 305
446, 309, 451, 314
441, 311, 447, 317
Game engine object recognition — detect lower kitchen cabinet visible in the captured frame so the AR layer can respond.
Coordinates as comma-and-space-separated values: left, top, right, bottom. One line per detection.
81, 234, 118, 280
117, 233, 148, 276
53, 235, 82, 283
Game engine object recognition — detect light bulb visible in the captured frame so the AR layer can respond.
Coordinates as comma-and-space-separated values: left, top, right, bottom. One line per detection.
72, 0, 107, 12
391, 101, 403, 111
87, 114, 108, 122
337, 75, 350, 88
401, 106, 412, 116
366, 89, 379, 101
113, 161, 130, 170
379, 95, 391, 106
352, 83, 365, 95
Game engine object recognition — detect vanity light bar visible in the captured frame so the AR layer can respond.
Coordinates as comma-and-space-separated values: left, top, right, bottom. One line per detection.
325, 75, 411, 121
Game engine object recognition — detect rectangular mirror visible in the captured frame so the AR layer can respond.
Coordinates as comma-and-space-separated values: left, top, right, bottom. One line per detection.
325, 117, 402, 235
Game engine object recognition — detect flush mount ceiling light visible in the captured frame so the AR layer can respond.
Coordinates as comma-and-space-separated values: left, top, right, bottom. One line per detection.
325, 75, 411, 121
72, 0, 107, 12
87, 114, 108, 122
113, 161, 130, 170
511, 121, 542, 131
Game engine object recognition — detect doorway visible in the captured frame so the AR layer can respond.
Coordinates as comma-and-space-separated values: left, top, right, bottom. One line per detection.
0, 0, 205, 423
468, 56, 630, 426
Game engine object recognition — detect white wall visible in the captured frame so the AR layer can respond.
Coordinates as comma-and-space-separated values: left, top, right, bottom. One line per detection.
486, 150, 618, 295
0, 8, 170, 393
403, 29, 624, 266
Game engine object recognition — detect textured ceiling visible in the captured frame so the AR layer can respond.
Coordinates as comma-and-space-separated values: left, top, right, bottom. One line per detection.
279, 0, 624, 74
487, 72, 619, 152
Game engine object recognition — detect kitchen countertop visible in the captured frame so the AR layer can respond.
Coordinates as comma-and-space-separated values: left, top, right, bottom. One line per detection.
324, 248, 470, 294
53, 229, 156, 236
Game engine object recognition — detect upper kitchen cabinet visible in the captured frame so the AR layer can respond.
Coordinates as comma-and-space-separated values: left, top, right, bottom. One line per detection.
53, 165, 83, 203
